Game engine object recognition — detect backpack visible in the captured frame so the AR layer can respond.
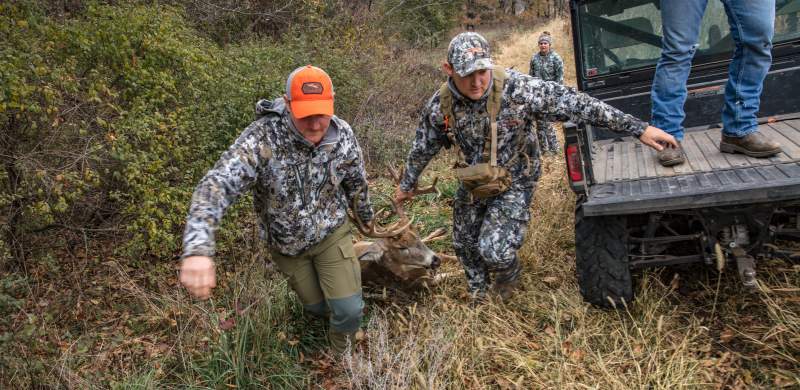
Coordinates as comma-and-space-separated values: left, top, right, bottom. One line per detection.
255, 97, 287, 119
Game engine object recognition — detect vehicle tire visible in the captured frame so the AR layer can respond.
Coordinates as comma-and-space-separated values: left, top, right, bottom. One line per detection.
575, 205, 633, 309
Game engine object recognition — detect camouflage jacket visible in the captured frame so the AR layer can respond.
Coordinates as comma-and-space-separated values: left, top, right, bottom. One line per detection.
529, 51, 564, 84
399, 69, 646, 202
182, 98, 374, 257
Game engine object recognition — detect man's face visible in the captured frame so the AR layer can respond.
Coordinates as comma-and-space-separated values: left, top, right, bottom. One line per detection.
288, 108, 332, 145
444, 63, 492, 100
539, 41, 550, 54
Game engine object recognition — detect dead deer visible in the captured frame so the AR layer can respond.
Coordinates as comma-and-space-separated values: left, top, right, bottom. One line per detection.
350, 168, 459, 290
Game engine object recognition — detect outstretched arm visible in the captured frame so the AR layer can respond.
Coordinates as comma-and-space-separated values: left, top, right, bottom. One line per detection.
181, 122, 269, 299
528, 79, 676, 151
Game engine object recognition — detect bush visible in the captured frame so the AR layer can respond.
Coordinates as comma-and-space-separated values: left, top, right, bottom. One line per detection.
1, 1, 460, 264
379, 0, 462, 48
0, 3, 286, 260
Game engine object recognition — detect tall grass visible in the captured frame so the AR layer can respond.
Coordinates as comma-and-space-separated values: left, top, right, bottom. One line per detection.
5, 14, 797, 389
341, 18, 800, 389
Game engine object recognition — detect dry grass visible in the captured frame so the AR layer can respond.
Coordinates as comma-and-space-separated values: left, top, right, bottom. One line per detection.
493, 18, 577, 87
341, 18, 800, 389
3, 17, 798, 390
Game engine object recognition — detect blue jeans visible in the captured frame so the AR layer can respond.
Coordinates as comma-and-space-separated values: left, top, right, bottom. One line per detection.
650, 0, 775, 140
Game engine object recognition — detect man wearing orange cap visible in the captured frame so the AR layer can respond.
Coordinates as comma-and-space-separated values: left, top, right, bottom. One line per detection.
179, 65, 374, 354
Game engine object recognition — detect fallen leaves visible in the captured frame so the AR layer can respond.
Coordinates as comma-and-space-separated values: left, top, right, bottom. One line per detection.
542, 276, 559, 285
719, 328, 736, 343
219, 317, 236, 331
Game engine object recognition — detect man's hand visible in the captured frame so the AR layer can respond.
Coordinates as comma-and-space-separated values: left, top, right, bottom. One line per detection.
180, 256, 216, 299
393, 186, 414, 204
638, 125, 678, 151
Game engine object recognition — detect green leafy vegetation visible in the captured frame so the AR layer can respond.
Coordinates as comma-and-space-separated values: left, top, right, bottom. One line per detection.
1, 0, 461, 386
3, 2, 797, 389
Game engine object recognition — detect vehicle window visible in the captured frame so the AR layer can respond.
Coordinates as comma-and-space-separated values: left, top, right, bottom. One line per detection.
777, 0, 800, 42
578, 0, 800, 78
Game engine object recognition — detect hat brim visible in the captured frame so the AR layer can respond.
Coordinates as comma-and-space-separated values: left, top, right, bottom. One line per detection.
290, 99, 334, 119
456, 60, 494, 77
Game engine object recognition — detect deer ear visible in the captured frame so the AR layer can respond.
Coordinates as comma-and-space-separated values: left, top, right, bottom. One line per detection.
358, 247, 382, 263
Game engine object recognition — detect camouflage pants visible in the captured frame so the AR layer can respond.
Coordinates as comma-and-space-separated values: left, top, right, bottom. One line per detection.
536, 120, 560, 153
452, 186, 534, 295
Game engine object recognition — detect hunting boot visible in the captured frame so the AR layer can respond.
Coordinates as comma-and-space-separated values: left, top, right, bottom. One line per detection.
657, 142, 685, 167
491, 262, 522, 301
492, 278, 521, 301
328, 330, 355, 355
719, 131, 782, 158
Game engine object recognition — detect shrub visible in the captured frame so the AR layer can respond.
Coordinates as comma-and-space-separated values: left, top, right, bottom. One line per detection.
0, 0, 460, 264
0, 3, 286, 260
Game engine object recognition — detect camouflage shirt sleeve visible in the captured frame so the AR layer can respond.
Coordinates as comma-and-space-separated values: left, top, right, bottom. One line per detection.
519, 76, 647, 137
399, 93, 445, 192
182, 122, 270, 258
338, 124, 375, 224
554, 53, 564, 84
529, 55, 537, 77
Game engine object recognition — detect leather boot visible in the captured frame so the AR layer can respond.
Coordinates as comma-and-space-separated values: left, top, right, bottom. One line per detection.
491, 278, 520, 301
719, 131, 782, 157
657, 142, 685, 167
329, 330, 355, 355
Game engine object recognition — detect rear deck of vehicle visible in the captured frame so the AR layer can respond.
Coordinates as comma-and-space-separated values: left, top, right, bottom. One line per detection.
583, 117, 800, 216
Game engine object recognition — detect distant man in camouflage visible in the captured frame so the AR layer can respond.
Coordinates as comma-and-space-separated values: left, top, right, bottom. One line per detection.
394, 32, 677, 301
180, 65, 373, 353
529, 31, 564, 153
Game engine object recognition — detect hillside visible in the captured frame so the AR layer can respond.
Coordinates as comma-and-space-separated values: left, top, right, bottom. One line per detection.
1, 3, 798, 388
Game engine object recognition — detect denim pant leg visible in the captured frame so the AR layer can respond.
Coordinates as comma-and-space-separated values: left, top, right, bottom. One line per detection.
720, 0, 775, 137
650, 0, 708, 141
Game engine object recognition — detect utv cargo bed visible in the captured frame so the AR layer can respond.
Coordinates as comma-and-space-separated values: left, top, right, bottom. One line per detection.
583, 118, 800, 216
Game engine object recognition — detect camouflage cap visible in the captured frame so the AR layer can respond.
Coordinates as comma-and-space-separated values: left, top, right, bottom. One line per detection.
447, 32, 493, 77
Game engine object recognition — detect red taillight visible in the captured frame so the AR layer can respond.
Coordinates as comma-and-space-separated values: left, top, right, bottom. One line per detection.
566, 144, 583, 182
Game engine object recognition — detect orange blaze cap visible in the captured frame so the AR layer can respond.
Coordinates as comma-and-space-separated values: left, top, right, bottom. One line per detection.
286, 65, 335, 119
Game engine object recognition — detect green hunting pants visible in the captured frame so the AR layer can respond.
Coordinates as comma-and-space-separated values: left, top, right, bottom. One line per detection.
270, 222, 363, 353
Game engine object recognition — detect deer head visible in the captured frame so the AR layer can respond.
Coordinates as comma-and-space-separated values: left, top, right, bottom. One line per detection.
350, 167, 444, 278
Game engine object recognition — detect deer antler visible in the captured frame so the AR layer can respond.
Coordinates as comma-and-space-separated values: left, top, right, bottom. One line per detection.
388, 165, 440, 198
349, 189, 412, 238
388, 164, 439, 224
436, 253, 458, 263
421, 227, 448, 243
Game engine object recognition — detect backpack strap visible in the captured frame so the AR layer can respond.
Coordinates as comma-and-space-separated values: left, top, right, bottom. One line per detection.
438, 68, 508, 167
438, 82, 456, 136
485, 68, 506, 167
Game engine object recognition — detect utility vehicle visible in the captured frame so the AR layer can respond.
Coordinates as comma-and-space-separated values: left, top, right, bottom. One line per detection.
565, 0, 800, 308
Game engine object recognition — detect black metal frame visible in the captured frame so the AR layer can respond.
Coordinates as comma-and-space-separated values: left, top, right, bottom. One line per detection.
623, 201, 800, 269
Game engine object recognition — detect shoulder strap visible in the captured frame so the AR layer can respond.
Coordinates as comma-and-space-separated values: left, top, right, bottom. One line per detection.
486, 68, 506, 167
438, 82, 455, 130
438, 69, 507, 167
